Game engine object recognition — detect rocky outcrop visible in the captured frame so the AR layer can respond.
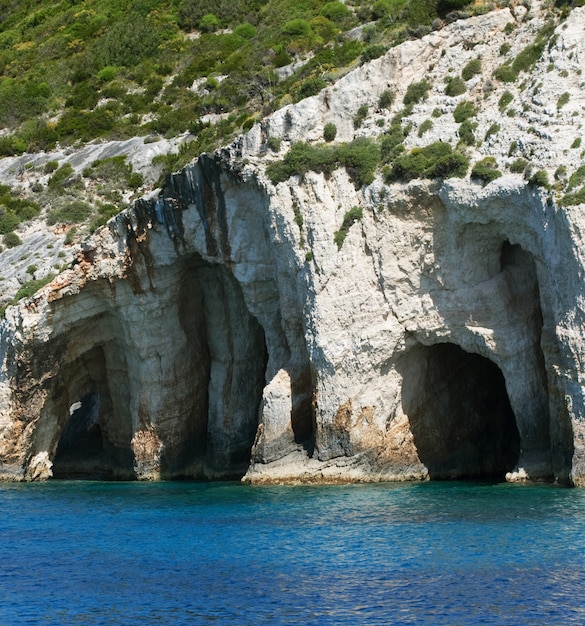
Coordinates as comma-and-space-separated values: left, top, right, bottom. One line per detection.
1, 2, 585, 484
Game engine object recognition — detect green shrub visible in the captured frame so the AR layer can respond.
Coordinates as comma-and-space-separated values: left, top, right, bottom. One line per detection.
571, 138, 582, 149
3, 232, 22, 248
0, 211, 20, 235
510, 158, 528, 174
380, 125, 407, 163
529, 169, 549, 188
4, 275, 55, 310
64, 227, 77, 245
431, 107, 442, 118
323, 122, 337, 142
361, 45, 386, 63
453, 100, 476, 123
321, 1, 351, 23
295, 77, 327, 101
267, 136, 282, 152
568, 165, 585, 190
458, 119, 477, 146
554, 165, 567, 181
337, 137, 380, 187
471, 157, 502, 183
83, 155, 143, 189
498, 90, 514, 111
48, 163, 75, 189
266, 142, 337, 184
403, 79, 431, 105
282, 18, 311, 37
461, 58, 482, 81
94, 15, 171, 68
47, 201, 93, 225
90, 203, 121, 233
557, 92, 570, 109
500, 42, 511, 55
561, 186, 585, 206
379, 89, 395, 110
493, 64, 517, 83
97, 66, 118, 82
242, 117, 256, 132
418, 119, 433, 137
386, 142, 468, 181
0, 78, 52, 128
233, 23, 256, 38
372, 0, 405, 19
334, 206, 363, 249
494, 39, 546, 83
267, 138, 380, 187
354, 105, 368, 129
445, 76, 466, 97
484, 123, 500, 141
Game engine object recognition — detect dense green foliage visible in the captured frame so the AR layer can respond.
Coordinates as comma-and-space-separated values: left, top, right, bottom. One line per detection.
510, 158, 528, 174
461, 58, 481, 81
385, 142, 468, 181
453, 100, 476, 123
403, 79, 431, 105
0, 0, 492, 156
266, 138, 380, 187
46, 200, 93, 225
529, 169, 550, 188
0, 184, 41, 234
560, 186, 585, 206
445, 76, 466, 97
471, 157, 501, 183
323, 122, 337, 142
498, 90, 514, 111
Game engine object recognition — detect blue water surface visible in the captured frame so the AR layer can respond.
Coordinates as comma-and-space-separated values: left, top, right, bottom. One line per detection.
0, 480, 583, 624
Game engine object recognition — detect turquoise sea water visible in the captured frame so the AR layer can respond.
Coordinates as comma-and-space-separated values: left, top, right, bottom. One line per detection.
0, 481, 584, 625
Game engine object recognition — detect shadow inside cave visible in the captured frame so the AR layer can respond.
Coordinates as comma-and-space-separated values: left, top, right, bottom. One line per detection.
399, 342, 521, 481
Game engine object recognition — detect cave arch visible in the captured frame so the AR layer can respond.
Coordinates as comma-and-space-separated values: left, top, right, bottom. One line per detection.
51, 344, 135, 479
400, 343, 521, 480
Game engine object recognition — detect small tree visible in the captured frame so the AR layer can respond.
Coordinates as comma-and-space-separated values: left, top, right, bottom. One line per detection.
199, 13, 220, 32
323, 123, 337, 142
403, 79, 431, 105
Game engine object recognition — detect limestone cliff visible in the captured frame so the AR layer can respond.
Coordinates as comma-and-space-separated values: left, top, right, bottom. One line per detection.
1, 2, 585, 484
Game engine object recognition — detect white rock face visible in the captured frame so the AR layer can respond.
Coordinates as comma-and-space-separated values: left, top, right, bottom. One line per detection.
2, 2, 585, 484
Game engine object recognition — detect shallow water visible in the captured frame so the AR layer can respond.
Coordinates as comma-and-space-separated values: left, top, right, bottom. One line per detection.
0, 480, 584, 624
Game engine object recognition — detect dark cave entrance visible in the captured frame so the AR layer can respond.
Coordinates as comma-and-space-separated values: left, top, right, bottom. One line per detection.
171, 254, 269, 479
400, 343, 521, 480
51, 344, 135, 480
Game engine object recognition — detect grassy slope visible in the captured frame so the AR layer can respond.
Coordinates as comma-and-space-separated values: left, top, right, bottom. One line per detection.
0, 0, 485, 155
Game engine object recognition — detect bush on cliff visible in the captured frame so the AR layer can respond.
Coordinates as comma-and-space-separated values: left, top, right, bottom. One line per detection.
334, 206, 363, 249
385, 142, 468, 182
471, 157, 502, 183
267, 138, 380, 187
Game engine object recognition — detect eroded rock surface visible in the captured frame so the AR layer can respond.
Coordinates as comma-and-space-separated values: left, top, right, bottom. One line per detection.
2, 2, 585, 484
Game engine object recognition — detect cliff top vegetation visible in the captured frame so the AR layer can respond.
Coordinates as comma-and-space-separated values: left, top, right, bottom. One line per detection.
1, 0, 543, 158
